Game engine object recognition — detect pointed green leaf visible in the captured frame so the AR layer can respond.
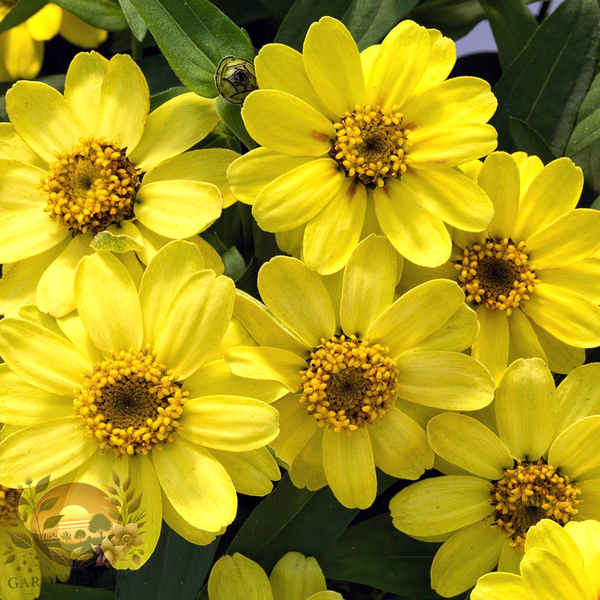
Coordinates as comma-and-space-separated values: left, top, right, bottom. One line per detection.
509, 117, 556, 164
51, 0, 128, 31
119, 0, 147, 41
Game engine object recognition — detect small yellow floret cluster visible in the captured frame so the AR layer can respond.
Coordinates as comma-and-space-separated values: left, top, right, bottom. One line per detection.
300, 334, 398, 433
39, 136, 141, 234
74, 346, 188, 456
332, 105, 410, 188
489, 459, 581, 551
455, 237, 539, 316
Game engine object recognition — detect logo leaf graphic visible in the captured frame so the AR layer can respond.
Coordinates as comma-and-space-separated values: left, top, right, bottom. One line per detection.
39, 496, 59, 513
43, 514, 64, 531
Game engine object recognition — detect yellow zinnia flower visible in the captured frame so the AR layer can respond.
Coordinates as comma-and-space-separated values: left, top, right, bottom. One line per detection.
0, 3, 107, 82
0, 240, 281, 568
0, 51, 238, 318
226, 235, 495, 509
472, 519, 600, 600
208, 552, 343, 600
399, 151, 600, 383
389, 358, 600, 597
227, 16, 497, 274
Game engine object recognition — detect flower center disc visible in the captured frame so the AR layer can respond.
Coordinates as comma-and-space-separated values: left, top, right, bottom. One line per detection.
489, 459, 581, 551
0, 485, 22, 526
455, 237, 539, 316
40, 136, 141, 235
331, 105, 411, 188
74, 347, 188, 456
300, 335, 398, 433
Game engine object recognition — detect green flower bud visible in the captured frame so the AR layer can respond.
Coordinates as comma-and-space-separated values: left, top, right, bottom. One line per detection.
215, 56, 257, 105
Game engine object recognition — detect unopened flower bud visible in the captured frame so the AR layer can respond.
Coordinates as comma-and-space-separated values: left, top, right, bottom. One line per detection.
215, 56, 257, 105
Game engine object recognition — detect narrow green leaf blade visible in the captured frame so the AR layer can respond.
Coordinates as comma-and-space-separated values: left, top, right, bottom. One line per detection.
215, 95, 257, 149
493, 0, 600, 155
51, 0, 128, 31
119, 0, 147, 41
479, 0, 537, 69
128, 0, 254, 98
0, 0, 47, 34
509, 117, 556, 164
317, 514, 439, 597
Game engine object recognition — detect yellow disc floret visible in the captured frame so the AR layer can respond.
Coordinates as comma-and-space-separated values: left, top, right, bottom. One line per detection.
455, 237, 540, 316
74, 346, 188, 456
332, 105, 411, 187
300, 335, 398, 433
489, 459, 581, 551
39, 136, 141, 234
0, 485, 22, 526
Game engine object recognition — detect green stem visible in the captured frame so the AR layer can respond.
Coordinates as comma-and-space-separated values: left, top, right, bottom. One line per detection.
131, 34, 143, 65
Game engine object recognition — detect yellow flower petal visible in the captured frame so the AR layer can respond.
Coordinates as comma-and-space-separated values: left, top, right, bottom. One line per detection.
498, 539, 524, 574
253, 158, 344, 232
340, 234, 397, 335
75, 252, 143, 355
255, 43, 333, 117
290, 428, 327, 491
270, 552, 327, 600
270, 393, 318, 466
432, 522, 504, 598
395, 350, 495, 410
507, 308, 547, 365
130, 94, 218, 171
367, 279, 464, 356
6, 81, 82, 164
57, 311, 103, 362
258, 256, 336, 347
541, 258, 600, 303
529, 320, 584, 374
144, 148, 240, 208
227, 147, 312, 206
26, 4, 62, 41
366, 20, 431, 108
0, 123, 46, 167
162, 489, 219, 546
135, 180, 223, 238
303, 178, 367, 275
403, 76, 496, 131
242, 90, 334, 155
471, 573, 529, 600
428, 413, 512, 479
401, 165, 493, 231
370, 406, 433, 479
525, 519, 584, 572
233, 290, 307, 356
210, 447, 281, 497
0, 159, 46, 215
412, 29, 456, 96
59, 11, 107, 48
513, 157, 583, 241
390, 475, 492, 536
208, 554, 273, 600
556, 363, 600, 432
139, 239, 204, 348
373, 179, 451, 267
472, 306, 509, 385
0, 318, 91, 395
565, 520, 600, 593
178, 395, 279, 451
155, 272, 234, 380
307, 593, 343, 600
303, 17, 365, 116
478, 151, 520, 238
322, 426, 377, 509
495, 357, 555, 460
0, 363, 72, 425
408, 123, 498, 169
64, 51, 108, 136
523, 284, 600, 348
0, 417, 97, 486
527, 209, 600, 269
0, 208, 68, 263
225, 345, 305, 392
154, 437, 237, 532
99, 54, 149, 153
577, 480, 600, 520
3, 24, 43, 81
36, 232, 94, 318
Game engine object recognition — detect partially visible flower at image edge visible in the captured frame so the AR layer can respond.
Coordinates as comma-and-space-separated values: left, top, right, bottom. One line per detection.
0, 2, 107, 82
228, 16, 498, 274
208, 551, 344, 599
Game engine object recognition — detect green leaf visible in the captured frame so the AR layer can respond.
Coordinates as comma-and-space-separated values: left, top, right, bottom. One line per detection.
91, 230, 144, 253
408, 0, 487, 41
509, 117, 556, 164
118, 0, 147, 40
39, 496, 59, 513
215, 95, 257, 149
43, 514, 65, 531
7, 530, 31, 550
567, 72, 600, 157
116, 523, 218, 600
222, 246, 247, 281
493, 0, 600, 155
150, 86, 188, 111
317, 514, 439, 597
275, 0, 418, 51
127, 0, 254, 98
35, 474, 51, 496
41, 584, 114, 598
0, 0, 47, 34
52, 0, 128, 31
479, 0, 537, 69
259, 0, 294, 21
